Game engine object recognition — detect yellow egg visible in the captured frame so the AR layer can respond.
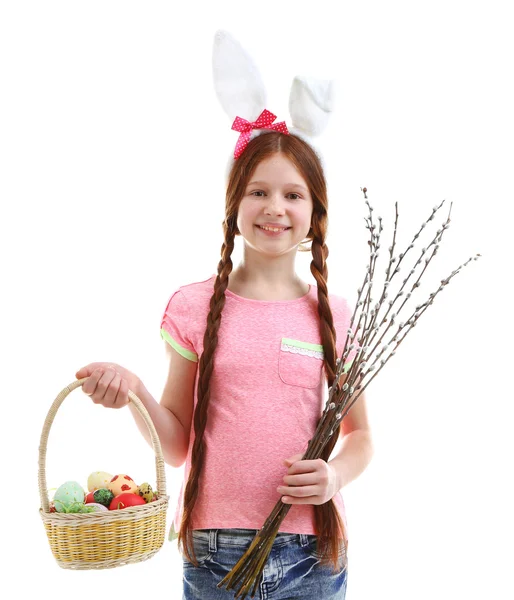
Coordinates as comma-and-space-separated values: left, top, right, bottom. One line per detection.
87, 471, 113, 492
108, 474, 138, 496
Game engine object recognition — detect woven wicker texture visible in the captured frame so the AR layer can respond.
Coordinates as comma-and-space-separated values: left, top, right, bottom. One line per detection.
39, 378, 169, 570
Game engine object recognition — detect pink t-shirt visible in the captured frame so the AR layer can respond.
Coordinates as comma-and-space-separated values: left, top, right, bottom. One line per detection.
160, 274, 358, 538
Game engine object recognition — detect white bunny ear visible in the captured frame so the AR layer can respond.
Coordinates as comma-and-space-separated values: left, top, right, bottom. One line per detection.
212, 30, 267, 122
288, 76, 336, 137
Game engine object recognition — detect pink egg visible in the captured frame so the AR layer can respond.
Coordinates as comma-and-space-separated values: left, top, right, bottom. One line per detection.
87, 502, 109, 512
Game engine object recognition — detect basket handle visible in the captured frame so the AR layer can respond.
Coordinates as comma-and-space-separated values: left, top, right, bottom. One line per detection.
38, 378, 167, 513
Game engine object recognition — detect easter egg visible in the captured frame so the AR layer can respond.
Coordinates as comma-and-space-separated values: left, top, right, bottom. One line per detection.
53, 481, 86, 513
86, 502, 109, 512
136, 482, 154, 503
93, 488, 114, 507
87, 471, 113, 492
85, 491, 95, 504
109, 492, 146, 510
108, 474, 138, 496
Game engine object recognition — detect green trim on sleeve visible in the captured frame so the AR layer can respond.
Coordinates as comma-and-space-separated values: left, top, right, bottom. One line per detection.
160, 328, 198, 362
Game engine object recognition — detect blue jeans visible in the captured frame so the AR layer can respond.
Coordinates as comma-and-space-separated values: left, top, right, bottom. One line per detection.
181, 528, 347, 599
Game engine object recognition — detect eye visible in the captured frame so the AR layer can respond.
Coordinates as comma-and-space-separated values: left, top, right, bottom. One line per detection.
249, 191, 301, 200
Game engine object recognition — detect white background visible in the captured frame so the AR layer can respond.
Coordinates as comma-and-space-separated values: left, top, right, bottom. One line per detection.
1, 1, 511, 598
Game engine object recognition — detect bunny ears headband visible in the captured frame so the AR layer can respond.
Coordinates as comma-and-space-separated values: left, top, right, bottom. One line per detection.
212, 30, 336, 176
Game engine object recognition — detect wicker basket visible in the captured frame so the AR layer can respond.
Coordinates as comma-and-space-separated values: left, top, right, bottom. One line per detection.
38, 378, 169, 570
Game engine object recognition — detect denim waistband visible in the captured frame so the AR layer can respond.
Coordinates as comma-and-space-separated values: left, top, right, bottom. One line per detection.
191, 528, 314, 551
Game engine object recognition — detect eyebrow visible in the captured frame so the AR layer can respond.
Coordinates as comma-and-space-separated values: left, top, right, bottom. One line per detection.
247, 181, 308, 193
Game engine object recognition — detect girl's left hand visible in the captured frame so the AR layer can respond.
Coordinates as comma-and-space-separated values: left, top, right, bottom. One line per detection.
277, 453, 339, 505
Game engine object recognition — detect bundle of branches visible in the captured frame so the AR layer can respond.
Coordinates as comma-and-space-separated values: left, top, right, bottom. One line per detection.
217, 187, 481, 599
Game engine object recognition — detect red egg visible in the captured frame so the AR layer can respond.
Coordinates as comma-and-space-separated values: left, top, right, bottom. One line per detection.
85, 491, 96, 504
109, 492, 146, 510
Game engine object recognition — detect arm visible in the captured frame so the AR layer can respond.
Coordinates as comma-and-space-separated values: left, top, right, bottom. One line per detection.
129, 339, 197, 468
279, 387, 374, 504
128, 378, 189, 468
328, 428, 374, 492
328, 387, 374, 492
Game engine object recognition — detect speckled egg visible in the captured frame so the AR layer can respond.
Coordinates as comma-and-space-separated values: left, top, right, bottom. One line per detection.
108, 474, 138, 496
93, 488, 114, 507
137, 483, 154, 503
53, 481, 85, 513
87, 471, 113, 492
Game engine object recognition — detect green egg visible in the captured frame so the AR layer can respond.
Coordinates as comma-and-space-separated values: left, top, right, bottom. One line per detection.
53, 481, 86, 513
93, 488, 114, 507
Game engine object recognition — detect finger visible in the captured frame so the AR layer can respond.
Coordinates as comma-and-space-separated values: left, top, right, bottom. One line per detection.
281, 495, 319, 505
93, 367, 119, 405
81, 367, 106, 396
283, 472, 318, 487
287, 459, 320, 474
114, 376, 130, 409
284, 453, 304, 465
76, 363, 106, 379
102, 369, 122, 407
278, 484, 319, 497
279, 485, 320, 503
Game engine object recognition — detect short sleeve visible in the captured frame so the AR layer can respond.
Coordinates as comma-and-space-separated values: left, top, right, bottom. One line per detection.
160, 290, 198, 362
335, 297, 360, 373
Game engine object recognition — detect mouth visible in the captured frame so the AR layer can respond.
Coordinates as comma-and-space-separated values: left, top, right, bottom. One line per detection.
256, 225, 291, 234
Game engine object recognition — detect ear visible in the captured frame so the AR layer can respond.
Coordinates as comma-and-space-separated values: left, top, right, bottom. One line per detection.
288, 76, 336, 137
212, 29, 267, 122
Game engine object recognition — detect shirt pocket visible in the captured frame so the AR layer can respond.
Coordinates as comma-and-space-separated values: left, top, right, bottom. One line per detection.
278, 337, 324, 389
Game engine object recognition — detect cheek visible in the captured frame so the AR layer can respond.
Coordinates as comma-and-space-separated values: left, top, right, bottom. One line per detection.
238, 204, 260, 228
292, 208, 312, 226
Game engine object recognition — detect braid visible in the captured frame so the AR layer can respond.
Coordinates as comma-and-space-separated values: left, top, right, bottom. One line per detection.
310, 234, 349, 573
310, 236, 337, 383
177, 218, 236, 566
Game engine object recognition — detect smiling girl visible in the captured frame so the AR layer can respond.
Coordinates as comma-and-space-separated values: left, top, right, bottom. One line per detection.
75, 30, 374, 600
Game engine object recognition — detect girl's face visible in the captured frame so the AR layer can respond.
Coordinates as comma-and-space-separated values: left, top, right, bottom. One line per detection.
236, 153, 314, 256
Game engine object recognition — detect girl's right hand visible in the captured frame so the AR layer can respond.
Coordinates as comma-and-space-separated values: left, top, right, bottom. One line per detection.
75, 363, 141, 409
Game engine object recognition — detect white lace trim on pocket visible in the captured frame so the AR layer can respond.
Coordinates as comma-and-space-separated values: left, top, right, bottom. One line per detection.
280, 342, 324, 360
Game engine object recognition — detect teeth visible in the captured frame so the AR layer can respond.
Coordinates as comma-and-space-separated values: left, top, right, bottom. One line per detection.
260, 225, 287, 232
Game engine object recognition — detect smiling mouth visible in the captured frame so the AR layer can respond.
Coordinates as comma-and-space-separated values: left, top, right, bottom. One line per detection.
257, 225, 291, 232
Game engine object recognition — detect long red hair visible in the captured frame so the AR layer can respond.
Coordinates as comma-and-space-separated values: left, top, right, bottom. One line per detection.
178, 131, 347, 573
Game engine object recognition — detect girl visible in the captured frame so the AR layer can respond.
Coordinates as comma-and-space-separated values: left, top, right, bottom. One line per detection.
76, 30, 374, 600
76, 130, 374, 599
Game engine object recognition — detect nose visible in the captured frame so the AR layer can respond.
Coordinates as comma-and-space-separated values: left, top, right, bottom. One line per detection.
264, 192, 286, 215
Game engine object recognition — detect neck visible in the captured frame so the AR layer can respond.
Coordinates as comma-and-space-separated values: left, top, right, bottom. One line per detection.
232, 248, 301, 289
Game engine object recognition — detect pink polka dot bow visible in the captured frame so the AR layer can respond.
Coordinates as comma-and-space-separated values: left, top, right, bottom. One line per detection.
231, 109, 289, 159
